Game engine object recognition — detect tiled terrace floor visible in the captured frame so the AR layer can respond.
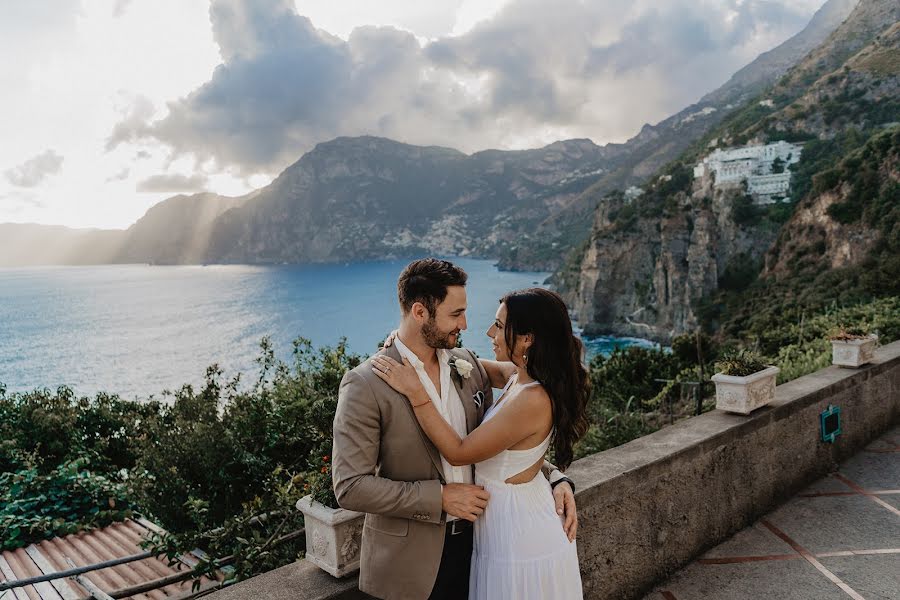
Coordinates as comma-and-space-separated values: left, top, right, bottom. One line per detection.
643, 424, 900, 600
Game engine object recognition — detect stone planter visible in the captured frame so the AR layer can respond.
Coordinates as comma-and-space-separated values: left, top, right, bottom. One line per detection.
712, 366, 780, 415
831, 336, 877, 368
296, 495, 364, 577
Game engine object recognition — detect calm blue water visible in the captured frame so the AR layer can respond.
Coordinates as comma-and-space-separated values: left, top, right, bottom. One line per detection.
0, 259, 656, 399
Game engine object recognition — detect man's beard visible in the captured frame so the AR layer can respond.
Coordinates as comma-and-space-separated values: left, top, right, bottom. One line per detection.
422, 317, 458, 349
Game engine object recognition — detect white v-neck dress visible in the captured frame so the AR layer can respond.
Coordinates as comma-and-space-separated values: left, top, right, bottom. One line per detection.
469, 376, 583, 600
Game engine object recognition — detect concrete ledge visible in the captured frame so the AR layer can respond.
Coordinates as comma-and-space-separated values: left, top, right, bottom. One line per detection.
208, 559, 366, 600
569, 339, 900, 599
209, 340, 900, 600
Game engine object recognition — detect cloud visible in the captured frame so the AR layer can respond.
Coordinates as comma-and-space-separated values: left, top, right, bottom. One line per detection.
106, 95, 156, 151
109, 0, 820, 174
112, 0, 133, 18
107, 168, 130, 182
4, 150, 65, 187
136, 173, 208, 193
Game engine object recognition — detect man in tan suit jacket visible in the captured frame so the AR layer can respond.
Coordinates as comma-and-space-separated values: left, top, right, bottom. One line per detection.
332, 259, 576, 600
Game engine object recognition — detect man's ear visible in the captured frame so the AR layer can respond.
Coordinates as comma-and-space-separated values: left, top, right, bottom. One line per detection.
411, 301, 430, 324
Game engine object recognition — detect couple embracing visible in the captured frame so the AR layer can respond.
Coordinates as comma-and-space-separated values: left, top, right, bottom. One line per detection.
332, 258, 590, 600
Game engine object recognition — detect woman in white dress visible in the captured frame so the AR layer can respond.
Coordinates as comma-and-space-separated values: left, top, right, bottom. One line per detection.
372, 287, 590, 600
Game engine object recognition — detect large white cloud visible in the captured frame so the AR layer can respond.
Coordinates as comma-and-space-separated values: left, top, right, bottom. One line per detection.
109, 0, 820, 176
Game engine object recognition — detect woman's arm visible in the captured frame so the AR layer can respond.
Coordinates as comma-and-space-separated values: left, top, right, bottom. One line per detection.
372, 356, 547, 466
478, 359, 517, 389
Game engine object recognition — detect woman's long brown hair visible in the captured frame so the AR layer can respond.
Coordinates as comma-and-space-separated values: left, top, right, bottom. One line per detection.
501, 288, 590, 469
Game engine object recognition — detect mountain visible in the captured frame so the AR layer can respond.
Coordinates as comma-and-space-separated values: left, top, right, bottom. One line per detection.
0, 192, 248, 266
560, 0, 899, 343
494, 0, 860, 270
0, 138, 623, 266
0, 223, 125, 267
176, 136, 624, 265
115, 192, 252, 264
702, 0, 859, 106
0, 0, 861, 270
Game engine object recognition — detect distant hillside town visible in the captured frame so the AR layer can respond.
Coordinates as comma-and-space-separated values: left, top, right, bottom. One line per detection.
693, 140, 803, 204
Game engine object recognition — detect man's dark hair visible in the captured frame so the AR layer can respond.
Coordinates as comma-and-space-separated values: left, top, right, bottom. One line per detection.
397, 258, 468, 316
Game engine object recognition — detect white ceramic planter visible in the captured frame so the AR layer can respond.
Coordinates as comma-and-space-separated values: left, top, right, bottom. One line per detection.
831, 336, 877, 368
296, 495, 364, 577
712, 366, 780, 415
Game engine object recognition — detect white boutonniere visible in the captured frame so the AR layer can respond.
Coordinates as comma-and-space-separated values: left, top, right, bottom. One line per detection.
448, 356, 473, 380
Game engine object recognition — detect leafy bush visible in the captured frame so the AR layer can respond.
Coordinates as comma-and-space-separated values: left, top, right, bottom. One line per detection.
732, 194, 762, 226
0, 386, 158, 475
719, 253, 763, 292
132, 337, 361, 532
588, 346, 684, 413
574, 398, 655, 459
0, 336, 362, 583
0, 454, 134, 550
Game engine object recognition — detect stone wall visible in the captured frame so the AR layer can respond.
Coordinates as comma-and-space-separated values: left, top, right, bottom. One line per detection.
208, 340, 900, 600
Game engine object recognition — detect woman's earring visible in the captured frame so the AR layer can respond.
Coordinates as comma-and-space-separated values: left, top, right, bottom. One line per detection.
523, 353, 528, 365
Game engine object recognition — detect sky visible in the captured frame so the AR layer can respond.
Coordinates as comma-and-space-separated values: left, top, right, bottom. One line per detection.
0, 0, 827, 230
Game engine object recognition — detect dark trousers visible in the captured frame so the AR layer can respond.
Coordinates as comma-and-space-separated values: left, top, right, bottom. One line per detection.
428, 525, 473, 600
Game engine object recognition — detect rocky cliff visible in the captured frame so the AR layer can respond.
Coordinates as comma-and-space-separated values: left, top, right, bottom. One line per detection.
496, 0, 859, 271
568, 176, 778, 342
562, 0, 899, 342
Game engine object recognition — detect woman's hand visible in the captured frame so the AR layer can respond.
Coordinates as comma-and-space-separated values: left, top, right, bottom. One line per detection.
380, 329, 399, 349
372, 356, 428, 404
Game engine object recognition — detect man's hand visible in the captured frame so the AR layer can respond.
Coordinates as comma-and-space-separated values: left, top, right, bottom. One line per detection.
553, 481, 577, 542
442, 483, 490, 522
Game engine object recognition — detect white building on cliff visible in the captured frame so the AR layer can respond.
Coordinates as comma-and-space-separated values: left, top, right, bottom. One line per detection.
693, 140, 802, 204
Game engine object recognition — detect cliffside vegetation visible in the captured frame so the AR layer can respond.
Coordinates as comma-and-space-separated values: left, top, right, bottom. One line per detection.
561, 0, 900, 347
698, 127, 899, 351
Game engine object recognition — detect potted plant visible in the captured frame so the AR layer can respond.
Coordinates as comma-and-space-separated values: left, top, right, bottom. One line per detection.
828, 326, 878, 368
712, 349, 780, 415
296, 453, 364, 578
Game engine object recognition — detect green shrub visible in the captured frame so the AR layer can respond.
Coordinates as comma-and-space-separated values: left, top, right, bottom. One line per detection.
589, 346, 684, 412
0, 386, 157, 475
0, 454, 134, 550
574, 398, 656, 459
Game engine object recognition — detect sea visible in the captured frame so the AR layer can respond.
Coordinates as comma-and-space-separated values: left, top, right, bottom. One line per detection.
0, 258, 658, 399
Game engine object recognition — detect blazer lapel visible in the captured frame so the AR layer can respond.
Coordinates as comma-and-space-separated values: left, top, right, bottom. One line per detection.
449, 352, 478, 434
382, 345, 446, 482
447, 349, 478, 483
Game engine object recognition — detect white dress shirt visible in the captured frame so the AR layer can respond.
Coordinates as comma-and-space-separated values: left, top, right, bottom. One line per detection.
394, 337, 474, 494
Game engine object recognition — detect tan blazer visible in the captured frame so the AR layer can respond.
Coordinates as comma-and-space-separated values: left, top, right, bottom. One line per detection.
332, 344, 492, 600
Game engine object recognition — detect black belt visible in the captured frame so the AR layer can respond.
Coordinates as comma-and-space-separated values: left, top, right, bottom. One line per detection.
446, 519, 473, 536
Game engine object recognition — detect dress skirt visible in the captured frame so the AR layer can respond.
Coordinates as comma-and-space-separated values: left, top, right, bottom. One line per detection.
469, 472, 583, 599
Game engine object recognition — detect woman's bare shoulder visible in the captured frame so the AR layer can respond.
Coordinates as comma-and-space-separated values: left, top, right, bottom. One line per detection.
510, 382, 552, 414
